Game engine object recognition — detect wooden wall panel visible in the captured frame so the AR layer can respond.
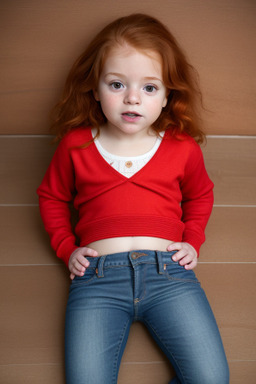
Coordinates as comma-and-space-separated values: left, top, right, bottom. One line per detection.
0, 267, 68, 365
0, 135, 255, 382
0, 206, 255, 266
202, 207, 256, 262
1, 136, 255, 205
0, 137, 55, 204
0, 365, 65, 384
196, 265, 256, 361
0, 206, 58, 265
1, 1, 256, 383
228, 362, 256, 384
1, 265, 255, 382
202, 137, 256, 205
0, 0, 255, 135
1, 362, 256, 384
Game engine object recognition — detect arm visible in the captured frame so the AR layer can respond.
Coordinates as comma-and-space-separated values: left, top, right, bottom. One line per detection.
168, 144, 214, 269
37, 135, 98, 271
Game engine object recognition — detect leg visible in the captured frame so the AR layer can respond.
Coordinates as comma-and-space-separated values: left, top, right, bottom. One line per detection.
65, 263, 133, 384
141, 261, 229, 383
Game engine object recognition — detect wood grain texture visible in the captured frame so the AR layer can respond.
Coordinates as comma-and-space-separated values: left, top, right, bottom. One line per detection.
0, 136, 56, 204
202, 137, 256, 205
0, 0, 255, 135
228, 361, 256, 384
0, 136, 255, 205
196, 264, 256, 362
1, 3, 255, 381
201, 206, 256, 262
0, 206, 59, 265
1, 361, 256, 384
0, 206, 255, 265
0, 266, 255, 371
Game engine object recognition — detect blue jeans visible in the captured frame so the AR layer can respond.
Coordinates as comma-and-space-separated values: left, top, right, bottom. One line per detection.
65, 250, 229, 383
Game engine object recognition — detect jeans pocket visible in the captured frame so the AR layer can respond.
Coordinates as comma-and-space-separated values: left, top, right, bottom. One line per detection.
164, 260, 200, 284
71, 267, 97, 286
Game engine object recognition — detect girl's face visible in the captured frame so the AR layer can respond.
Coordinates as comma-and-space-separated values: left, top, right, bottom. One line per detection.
94, 45, 167, 137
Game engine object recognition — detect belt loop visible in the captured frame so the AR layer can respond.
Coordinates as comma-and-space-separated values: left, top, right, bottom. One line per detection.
156, 251, 164, 275
96, 255, 106, 278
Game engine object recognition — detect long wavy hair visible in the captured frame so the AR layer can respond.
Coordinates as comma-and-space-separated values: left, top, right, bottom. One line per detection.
51, 13, 205, 143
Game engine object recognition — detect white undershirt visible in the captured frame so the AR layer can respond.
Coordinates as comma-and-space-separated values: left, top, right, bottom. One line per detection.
92, 129, 163, 178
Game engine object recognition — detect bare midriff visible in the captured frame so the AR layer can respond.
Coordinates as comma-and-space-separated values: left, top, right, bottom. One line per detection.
86, 236, 174, 256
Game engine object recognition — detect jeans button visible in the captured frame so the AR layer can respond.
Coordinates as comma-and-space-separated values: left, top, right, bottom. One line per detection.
131, 252, 137, 259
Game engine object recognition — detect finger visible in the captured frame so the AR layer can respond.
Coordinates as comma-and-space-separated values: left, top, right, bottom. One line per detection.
76, 254, 90, 268
167, 243, 183, 261
172, 249, 188, 262
70, 272, 75, 280
73, 261, 86, 274
167, 242, 183, 252
184, 258, 198, 270
178, 254, 194, 266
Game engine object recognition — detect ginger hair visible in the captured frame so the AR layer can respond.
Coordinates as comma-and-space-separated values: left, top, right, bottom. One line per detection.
51, 13, 205, 143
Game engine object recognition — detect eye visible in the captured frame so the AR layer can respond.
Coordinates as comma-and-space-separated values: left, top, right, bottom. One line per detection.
144, 84, 157, 93
110, 81, 124, 90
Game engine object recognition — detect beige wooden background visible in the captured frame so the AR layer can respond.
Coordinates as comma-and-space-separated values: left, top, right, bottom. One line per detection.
0, 1, 255, 383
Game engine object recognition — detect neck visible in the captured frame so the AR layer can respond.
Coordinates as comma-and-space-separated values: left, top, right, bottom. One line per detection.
97, 125, 158, 157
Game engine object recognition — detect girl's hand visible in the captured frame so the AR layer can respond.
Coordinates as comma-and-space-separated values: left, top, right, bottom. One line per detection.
167, 242, 198, 270
68, 247, 98, 280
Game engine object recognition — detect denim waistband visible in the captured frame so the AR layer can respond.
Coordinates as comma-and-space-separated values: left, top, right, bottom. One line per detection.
86, 250, 177, 278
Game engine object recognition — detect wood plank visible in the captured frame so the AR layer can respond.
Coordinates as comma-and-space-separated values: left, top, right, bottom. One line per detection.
229, 361, 256, 384
0, 266, 68, 365
201, 206, 256, 262
1, 360, 255, 384
0, 265, 255, 366
0, 0, 255, 135
196, 264, 256, 361
118, 361, 175, 383
0, 136, 255, 205
0, 365, 65, 384
0, 206, 59, 265
202, 137, 256, 205
0, 137, 56, 204
0, 206, 255, 266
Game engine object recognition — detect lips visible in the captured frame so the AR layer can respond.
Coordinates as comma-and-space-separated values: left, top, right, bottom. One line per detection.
121, 112, 142, 123
122, 111, 141, 117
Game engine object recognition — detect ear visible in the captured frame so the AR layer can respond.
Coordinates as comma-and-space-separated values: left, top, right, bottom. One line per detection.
162, 89, 171, 108
162, 95, 168, 108
93, 89, 100, 101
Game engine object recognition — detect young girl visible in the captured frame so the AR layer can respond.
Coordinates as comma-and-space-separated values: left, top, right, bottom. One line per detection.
37, 14, 229, 384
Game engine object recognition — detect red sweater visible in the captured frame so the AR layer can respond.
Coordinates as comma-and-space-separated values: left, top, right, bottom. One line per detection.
37, 127, 214, 266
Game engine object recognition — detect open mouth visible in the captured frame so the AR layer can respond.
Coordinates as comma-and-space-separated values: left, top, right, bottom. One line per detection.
122, 112, 141, 118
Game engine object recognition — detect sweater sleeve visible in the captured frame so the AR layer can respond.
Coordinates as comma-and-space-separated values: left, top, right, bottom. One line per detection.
180, 144, 214, 256
37, 136, 79, 267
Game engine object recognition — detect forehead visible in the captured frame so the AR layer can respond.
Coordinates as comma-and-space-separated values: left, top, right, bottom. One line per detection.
102, 44, 163, 76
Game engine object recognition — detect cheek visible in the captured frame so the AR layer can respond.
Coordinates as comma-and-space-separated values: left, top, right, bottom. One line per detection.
100, 94, 119, 110
147, 98, 166, 117
99, 95, 119, 118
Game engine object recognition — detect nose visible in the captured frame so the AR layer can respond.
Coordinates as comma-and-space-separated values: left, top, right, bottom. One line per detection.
124, 88, 141, 105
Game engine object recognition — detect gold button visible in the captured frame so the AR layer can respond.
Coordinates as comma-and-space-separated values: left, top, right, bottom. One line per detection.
125, 161, 133, 168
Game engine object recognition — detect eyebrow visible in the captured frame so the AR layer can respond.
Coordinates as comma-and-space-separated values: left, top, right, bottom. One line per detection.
104, 73, 163, 83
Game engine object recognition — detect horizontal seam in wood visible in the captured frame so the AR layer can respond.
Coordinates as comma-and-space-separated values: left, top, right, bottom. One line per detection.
0, 135, 255, 139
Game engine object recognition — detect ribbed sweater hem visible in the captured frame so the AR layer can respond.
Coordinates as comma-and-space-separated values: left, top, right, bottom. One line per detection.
77, 215, 185, 246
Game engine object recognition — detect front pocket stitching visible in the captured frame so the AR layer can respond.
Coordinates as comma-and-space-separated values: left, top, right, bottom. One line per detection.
165, 274, 200, 284
71, 270, 97, 286
164, 266, 200, 284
